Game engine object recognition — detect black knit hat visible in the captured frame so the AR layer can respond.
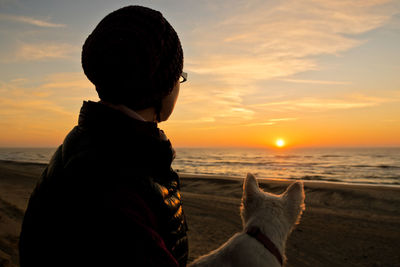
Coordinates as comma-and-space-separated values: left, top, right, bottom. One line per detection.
82, 5, 183, 111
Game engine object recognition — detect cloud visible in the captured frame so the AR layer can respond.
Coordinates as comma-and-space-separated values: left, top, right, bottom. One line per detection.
167, 117, 216, 124
178, 0, 399, 127
0, 13, 66, 27
296, 101, 375, 109
186, 0, 397, 84
253, 94, 398, 111
0, 97, 71, 116
243, 117, 297, 127
172, 81, 257, 125
42, 72, 93, 90
269, 117, 297, 122
0, 72, 100, 144
167, 115, 297, 129
0, 72, 96, 117
5, 42, 78, 62
243, 122, 275, 127
0, 79, 73, 124
278, 79, 352, 85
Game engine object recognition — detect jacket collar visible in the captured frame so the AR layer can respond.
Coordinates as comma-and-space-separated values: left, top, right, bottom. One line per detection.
98, 100, 148, 122
78, 101, 159, 138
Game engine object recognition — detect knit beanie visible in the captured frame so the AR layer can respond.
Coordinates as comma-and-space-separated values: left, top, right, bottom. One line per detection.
81, 5, 183, 112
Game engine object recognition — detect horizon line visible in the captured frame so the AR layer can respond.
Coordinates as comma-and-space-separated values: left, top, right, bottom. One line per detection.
1, 145, 400, 149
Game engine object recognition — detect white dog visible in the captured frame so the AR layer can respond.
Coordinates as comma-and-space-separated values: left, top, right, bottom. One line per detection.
190, 173, 305, 267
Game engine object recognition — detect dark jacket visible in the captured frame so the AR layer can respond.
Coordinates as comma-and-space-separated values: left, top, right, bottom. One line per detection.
19, 101, 188, 267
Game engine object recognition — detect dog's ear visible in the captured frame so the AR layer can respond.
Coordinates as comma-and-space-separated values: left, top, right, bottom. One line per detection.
242, 173, 260, 204
282, 181, 305, 223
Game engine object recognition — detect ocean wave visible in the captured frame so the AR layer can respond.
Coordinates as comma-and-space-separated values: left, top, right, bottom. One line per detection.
301, 175, 325, 180
274, 155, 300, 159
3, 147, 400, 186
377, 165, 400, 169
321, 154, 346, 158
352, 164, 372, 168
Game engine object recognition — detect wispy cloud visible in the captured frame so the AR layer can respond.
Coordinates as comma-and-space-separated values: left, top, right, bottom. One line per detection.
278, 79, 352, 85
3, 42, 78, 62
171, 81, 257, 125
167, 116, 297, 130
243, 117, 297, 127
0, 72, 98, 145
0, 72, 95, 116
243, 122, 275, 127
0, 13, 66, 27
0, 80, 73, 126
179, 0, 399, 127
166, 117, 216, 124
42, 72, 93, 90
269, 117, 297, 122
187, 0, 397, 84
296, 101, 375, 109
254, 95, 398, 111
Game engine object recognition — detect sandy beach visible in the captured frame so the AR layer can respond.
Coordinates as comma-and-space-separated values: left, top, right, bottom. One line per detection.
0, 160, 399, 266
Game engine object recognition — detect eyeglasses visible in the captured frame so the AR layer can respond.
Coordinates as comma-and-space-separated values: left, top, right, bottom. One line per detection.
179, 72, 187, 83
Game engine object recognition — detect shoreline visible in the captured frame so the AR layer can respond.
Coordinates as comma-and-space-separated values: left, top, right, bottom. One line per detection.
1, 159, 399, 188
179, 172, 400, 189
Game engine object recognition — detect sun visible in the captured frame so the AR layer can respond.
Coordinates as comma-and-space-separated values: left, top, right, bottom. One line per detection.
275, 139, 285, 148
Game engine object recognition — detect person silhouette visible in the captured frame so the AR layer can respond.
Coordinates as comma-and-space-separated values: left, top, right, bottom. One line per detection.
19, 5, 188, 267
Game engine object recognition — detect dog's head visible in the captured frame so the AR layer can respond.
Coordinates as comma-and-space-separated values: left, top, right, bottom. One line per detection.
240, 173, 305, 232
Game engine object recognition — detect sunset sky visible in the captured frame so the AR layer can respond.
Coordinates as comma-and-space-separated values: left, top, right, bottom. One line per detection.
0, 0, 399, 148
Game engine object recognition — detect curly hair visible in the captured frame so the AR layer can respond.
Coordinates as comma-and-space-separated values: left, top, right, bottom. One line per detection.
81, 5, 183, 112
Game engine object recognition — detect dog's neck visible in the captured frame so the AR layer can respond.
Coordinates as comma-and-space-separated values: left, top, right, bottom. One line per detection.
246, 226, 283, 265
244, 217, 289, 255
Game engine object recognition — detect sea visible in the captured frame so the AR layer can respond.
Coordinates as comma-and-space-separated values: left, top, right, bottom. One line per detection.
0, 147, 399, 186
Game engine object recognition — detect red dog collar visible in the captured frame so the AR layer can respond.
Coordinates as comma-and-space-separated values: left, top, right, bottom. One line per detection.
246, 226, 283, 265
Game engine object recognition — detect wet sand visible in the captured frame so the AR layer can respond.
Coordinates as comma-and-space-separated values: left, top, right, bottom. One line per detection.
1, 160, 399, 266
